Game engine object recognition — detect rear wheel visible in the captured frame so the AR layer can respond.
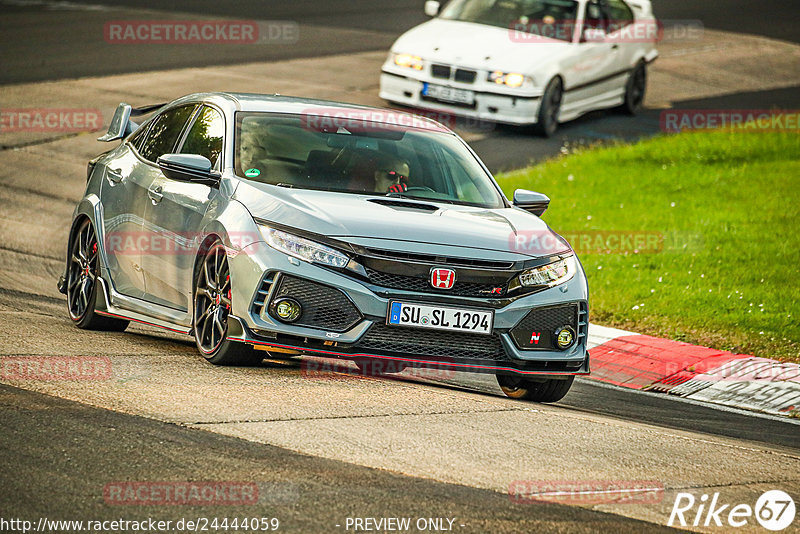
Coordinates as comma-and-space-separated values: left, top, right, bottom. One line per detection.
533, 77, 563, 137
66, 219, 128, 331
496, 374, 574, 402
619, 62, 647, 115
193, 240, 262, 366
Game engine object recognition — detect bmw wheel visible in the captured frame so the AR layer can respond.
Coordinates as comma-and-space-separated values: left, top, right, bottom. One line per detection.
66, 219, 129, 331
533, 77, 563, 138
193, 240, 262, 366
620, 62, 647, 115
496, 374, 574, 402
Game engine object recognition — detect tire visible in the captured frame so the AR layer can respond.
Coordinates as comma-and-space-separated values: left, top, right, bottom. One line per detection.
193, 240, 262, 366
496, 374, 574, 403
533, 77, 563, 137
66, 219, 129, 331
619, 62, 647, 115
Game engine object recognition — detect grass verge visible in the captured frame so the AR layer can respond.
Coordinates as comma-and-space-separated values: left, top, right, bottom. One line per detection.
496, 129, 800, 362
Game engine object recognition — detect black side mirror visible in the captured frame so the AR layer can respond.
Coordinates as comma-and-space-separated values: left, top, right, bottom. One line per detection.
157, 154, 219, 186
513, 189, 550, 217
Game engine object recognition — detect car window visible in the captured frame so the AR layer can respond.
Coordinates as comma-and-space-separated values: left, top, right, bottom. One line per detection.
138, 105, 196, 163
604, 0, 634, 29
234, 113, 505, 209
179, 106, 225, 169
440, 0, 579, 43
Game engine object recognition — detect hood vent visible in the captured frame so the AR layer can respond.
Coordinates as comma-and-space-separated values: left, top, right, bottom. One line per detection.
367, 198, 440, 212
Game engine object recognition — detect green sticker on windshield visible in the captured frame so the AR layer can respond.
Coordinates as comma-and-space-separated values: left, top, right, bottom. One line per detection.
244, 168, 260, 178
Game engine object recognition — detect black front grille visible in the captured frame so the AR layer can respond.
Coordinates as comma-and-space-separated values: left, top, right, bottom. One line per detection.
364, 248, 514, 270
366, 268, 509, 298
431, 64, 451, 79
269, 275, 361, 332
454, 68, 477, 83
355, 322, 508, 361
509, 303, 580, 351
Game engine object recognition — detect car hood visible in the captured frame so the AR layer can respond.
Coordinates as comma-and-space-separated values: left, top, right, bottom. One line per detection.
393, 19, 572, 73
235, 181, 570, 259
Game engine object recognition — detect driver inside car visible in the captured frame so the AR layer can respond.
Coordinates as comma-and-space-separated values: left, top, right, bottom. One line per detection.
373, 154, 410, 194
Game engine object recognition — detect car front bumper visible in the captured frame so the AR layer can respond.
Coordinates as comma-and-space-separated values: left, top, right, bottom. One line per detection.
379, 70, 543, 127
226, 241, 590, 377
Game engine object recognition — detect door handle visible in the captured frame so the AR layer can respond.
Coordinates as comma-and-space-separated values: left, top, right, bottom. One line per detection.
148, 185, 163, 204
611, 44, 619, 50
106, 168, 123, 185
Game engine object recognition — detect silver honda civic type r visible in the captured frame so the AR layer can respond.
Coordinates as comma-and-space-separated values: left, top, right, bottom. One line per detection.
59, 92, 589, 402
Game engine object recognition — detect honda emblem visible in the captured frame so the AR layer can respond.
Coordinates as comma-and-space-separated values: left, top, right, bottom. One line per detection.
430, 268, 456, 290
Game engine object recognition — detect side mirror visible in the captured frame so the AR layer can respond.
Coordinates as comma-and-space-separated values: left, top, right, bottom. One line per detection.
157, 154, 219, 186
513, 189, 550, 217
424, 0, 440, 17
581, 27, 606, 42
97, 103, 134, 142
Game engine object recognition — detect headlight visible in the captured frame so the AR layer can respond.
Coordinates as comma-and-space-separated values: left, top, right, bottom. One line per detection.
260, 227, 350, 269
488, 71, 528, 88
393, 53, 424, 70
518, 256, 577, 287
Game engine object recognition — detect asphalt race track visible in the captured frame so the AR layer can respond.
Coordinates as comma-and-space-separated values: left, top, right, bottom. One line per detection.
0, 1, 799, 531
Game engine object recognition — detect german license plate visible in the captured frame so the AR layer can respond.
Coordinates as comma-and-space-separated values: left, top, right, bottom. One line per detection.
422, 83, 475, 105
387, 301, 493, 335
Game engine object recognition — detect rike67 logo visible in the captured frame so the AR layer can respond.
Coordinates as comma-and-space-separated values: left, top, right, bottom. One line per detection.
668, 490, 795, 531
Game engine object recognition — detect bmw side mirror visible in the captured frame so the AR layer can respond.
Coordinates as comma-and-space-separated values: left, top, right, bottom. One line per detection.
157, 154, 220, 186
513, 189, 550, 217
424, 0, 440, 17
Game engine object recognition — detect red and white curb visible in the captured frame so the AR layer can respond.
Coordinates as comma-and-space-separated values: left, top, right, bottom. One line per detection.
587, 324, 800, 418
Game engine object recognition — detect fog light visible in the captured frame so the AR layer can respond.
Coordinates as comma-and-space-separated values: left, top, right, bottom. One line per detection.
555, 326, 576, 349
272, 297, 302, 323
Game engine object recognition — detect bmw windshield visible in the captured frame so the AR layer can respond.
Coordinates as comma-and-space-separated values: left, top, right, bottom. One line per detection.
439, 0, 579, 42
234, 112, 506, 209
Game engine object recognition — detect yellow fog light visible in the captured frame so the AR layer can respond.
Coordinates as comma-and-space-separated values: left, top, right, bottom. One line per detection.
555, 326, 576, 349
272, 298, 302, 323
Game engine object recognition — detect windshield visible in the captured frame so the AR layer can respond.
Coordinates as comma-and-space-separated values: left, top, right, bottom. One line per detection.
235, 112, 506, 209
439, 0, 579, 42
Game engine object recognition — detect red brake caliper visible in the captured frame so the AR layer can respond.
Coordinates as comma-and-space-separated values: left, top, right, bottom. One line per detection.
225, 275, 231, 310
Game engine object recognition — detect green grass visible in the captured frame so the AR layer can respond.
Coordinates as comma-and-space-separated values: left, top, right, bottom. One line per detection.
496, 129, 800, 362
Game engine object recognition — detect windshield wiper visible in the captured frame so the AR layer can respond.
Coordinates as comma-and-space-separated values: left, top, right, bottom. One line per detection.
385, 192, 457, 205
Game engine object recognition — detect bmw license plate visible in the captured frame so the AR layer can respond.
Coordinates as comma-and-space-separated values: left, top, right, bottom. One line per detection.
422, 83, 475, 105
387, 301, 493, 335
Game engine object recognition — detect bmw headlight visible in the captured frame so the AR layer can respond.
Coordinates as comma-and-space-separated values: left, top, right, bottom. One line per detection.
518, 256, 577, 287
488, 71, 529, 88
260, 227, 350, 269
393, 52, 424, 70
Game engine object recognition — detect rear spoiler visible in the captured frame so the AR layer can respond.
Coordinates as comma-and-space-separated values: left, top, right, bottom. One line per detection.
97, 102, 166, 142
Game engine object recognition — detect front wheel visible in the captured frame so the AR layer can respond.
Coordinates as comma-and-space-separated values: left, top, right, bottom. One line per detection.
66, 219, 128, 331
193, 240, 262, 366
533, 77, 563, 137
619, 62, 647, 115
496, 374, 574, 403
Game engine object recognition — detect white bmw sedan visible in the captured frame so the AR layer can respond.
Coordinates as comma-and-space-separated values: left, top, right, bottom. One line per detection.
380, 0, 659, 136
